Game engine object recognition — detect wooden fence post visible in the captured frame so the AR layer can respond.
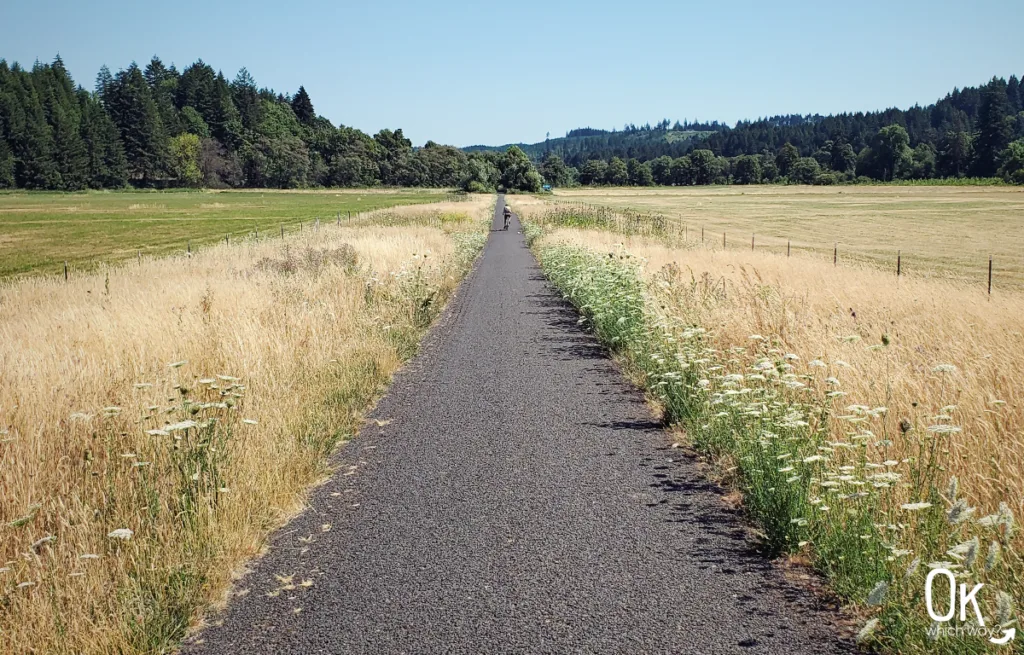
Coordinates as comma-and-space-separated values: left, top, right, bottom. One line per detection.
751, 234, 755, 251
64, 261, 68, 281
281, 224, 284, 239
897, 250, 901, 277
989, 256, 993, 296
187, 241, 191, 255
723, 232, 726, 249
833, 242, 837, 266
787, 240, 791, 257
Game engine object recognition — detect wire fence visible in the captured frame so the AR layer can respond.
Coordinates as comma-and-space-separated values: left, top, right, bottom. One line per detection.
544, 200, 1013, 295
55, 193, 472, 281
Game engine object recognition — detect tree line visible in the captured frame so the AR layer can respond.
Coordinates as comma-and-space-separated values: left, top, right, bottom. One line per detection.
526, 74, 1024, 186
0, 55, 544, 192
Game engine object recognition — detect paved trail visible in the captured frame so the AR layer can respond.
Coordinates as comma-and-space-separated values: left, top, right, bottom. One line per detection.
186, 197, 849, 654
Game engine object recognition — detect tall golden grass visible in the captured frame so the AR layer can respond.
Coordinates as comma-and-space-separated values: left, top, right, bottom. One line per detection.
537, 227, 1024, 518
0, 197, 491, 653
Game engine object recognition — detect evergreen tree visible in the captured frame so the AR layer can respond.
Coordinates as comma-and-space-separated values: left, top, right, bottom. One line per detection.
94, 65, 113, 100
41, 57, 88, 189
938, 130, 973, 177
177, 61, 217, 119
8, 67, 60, 188
0, 138, 14, 188
79, 90, 127, 188
972, 79, 1013, 176
231, 67, 261, 131
106, 64, 169, 184
291, 86, 315, 125
145, 56, 182, 136
210, 72, 242, 148
1007, 75, 1021, 114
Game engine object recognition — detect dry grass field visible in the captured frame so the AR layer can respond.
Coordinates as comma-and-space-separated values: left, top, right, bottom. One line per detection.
548, 186, 1024, 288
0, 197, 491, 653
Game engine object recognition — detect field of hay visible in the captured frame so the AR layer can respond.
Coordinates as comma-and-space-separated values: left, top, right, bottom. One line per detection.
545, 186, 1024, 288
513, 191, 1022, 653
0, 188, 447, 279
0, 196, 491, 653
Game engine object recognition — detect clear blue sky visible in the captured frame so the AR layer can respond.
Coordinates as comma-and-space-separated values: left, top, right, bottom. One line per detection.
5, 0, 1023, 147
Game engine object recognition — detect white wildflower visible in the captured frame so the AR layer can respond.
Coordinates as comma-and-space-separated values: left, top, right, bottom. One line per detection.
867, 581, 889, 607
947, 499, 975, 525
856, 618, 880, 645
985, 541, 1001, 572
107, 528, 133, 541
996, 590, 1014, 627
901, 502, 933, 512
164, 420, 198, 432
947, 476, 959, 501
904, 557, 921, 582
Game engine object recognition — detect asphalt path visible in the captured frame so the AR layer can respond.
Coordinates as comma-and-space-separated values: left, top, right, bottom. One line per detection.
184, 196, 850, 654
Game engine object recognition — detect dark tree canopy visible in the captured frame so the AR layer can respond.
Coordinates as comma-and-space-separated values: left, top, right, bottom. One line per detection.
0, 54, 486, 190
472, 73, 1024, 187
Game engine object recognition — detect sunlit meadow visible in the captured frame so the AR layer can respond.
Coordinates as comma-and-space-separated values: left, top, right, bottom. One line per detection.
0, 197, 490, 653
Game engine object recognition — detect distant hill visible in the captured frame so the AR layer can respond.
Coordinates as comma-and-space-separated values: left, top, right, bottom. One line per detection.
464, 121, 723, 167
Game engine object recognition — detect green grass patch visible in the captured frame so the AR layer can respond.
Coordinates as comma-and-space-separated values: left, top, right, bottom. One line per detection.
0, 188, 447, 279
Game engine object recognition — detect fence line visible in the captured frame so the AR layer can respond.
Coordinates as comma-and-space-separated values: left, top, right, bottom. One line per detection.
55, 206, 401, 282
545, 199, 1007, 295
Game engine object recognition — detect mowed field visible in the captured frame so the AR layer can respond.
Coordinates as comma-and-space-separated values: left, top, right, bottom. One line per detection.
0, 188, 446, 278
552, 185, 1024, 288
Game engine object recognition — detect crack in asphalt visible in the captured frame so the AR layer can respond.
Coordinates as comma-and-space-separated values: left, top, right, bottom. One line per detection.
183, 196, 852, 654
